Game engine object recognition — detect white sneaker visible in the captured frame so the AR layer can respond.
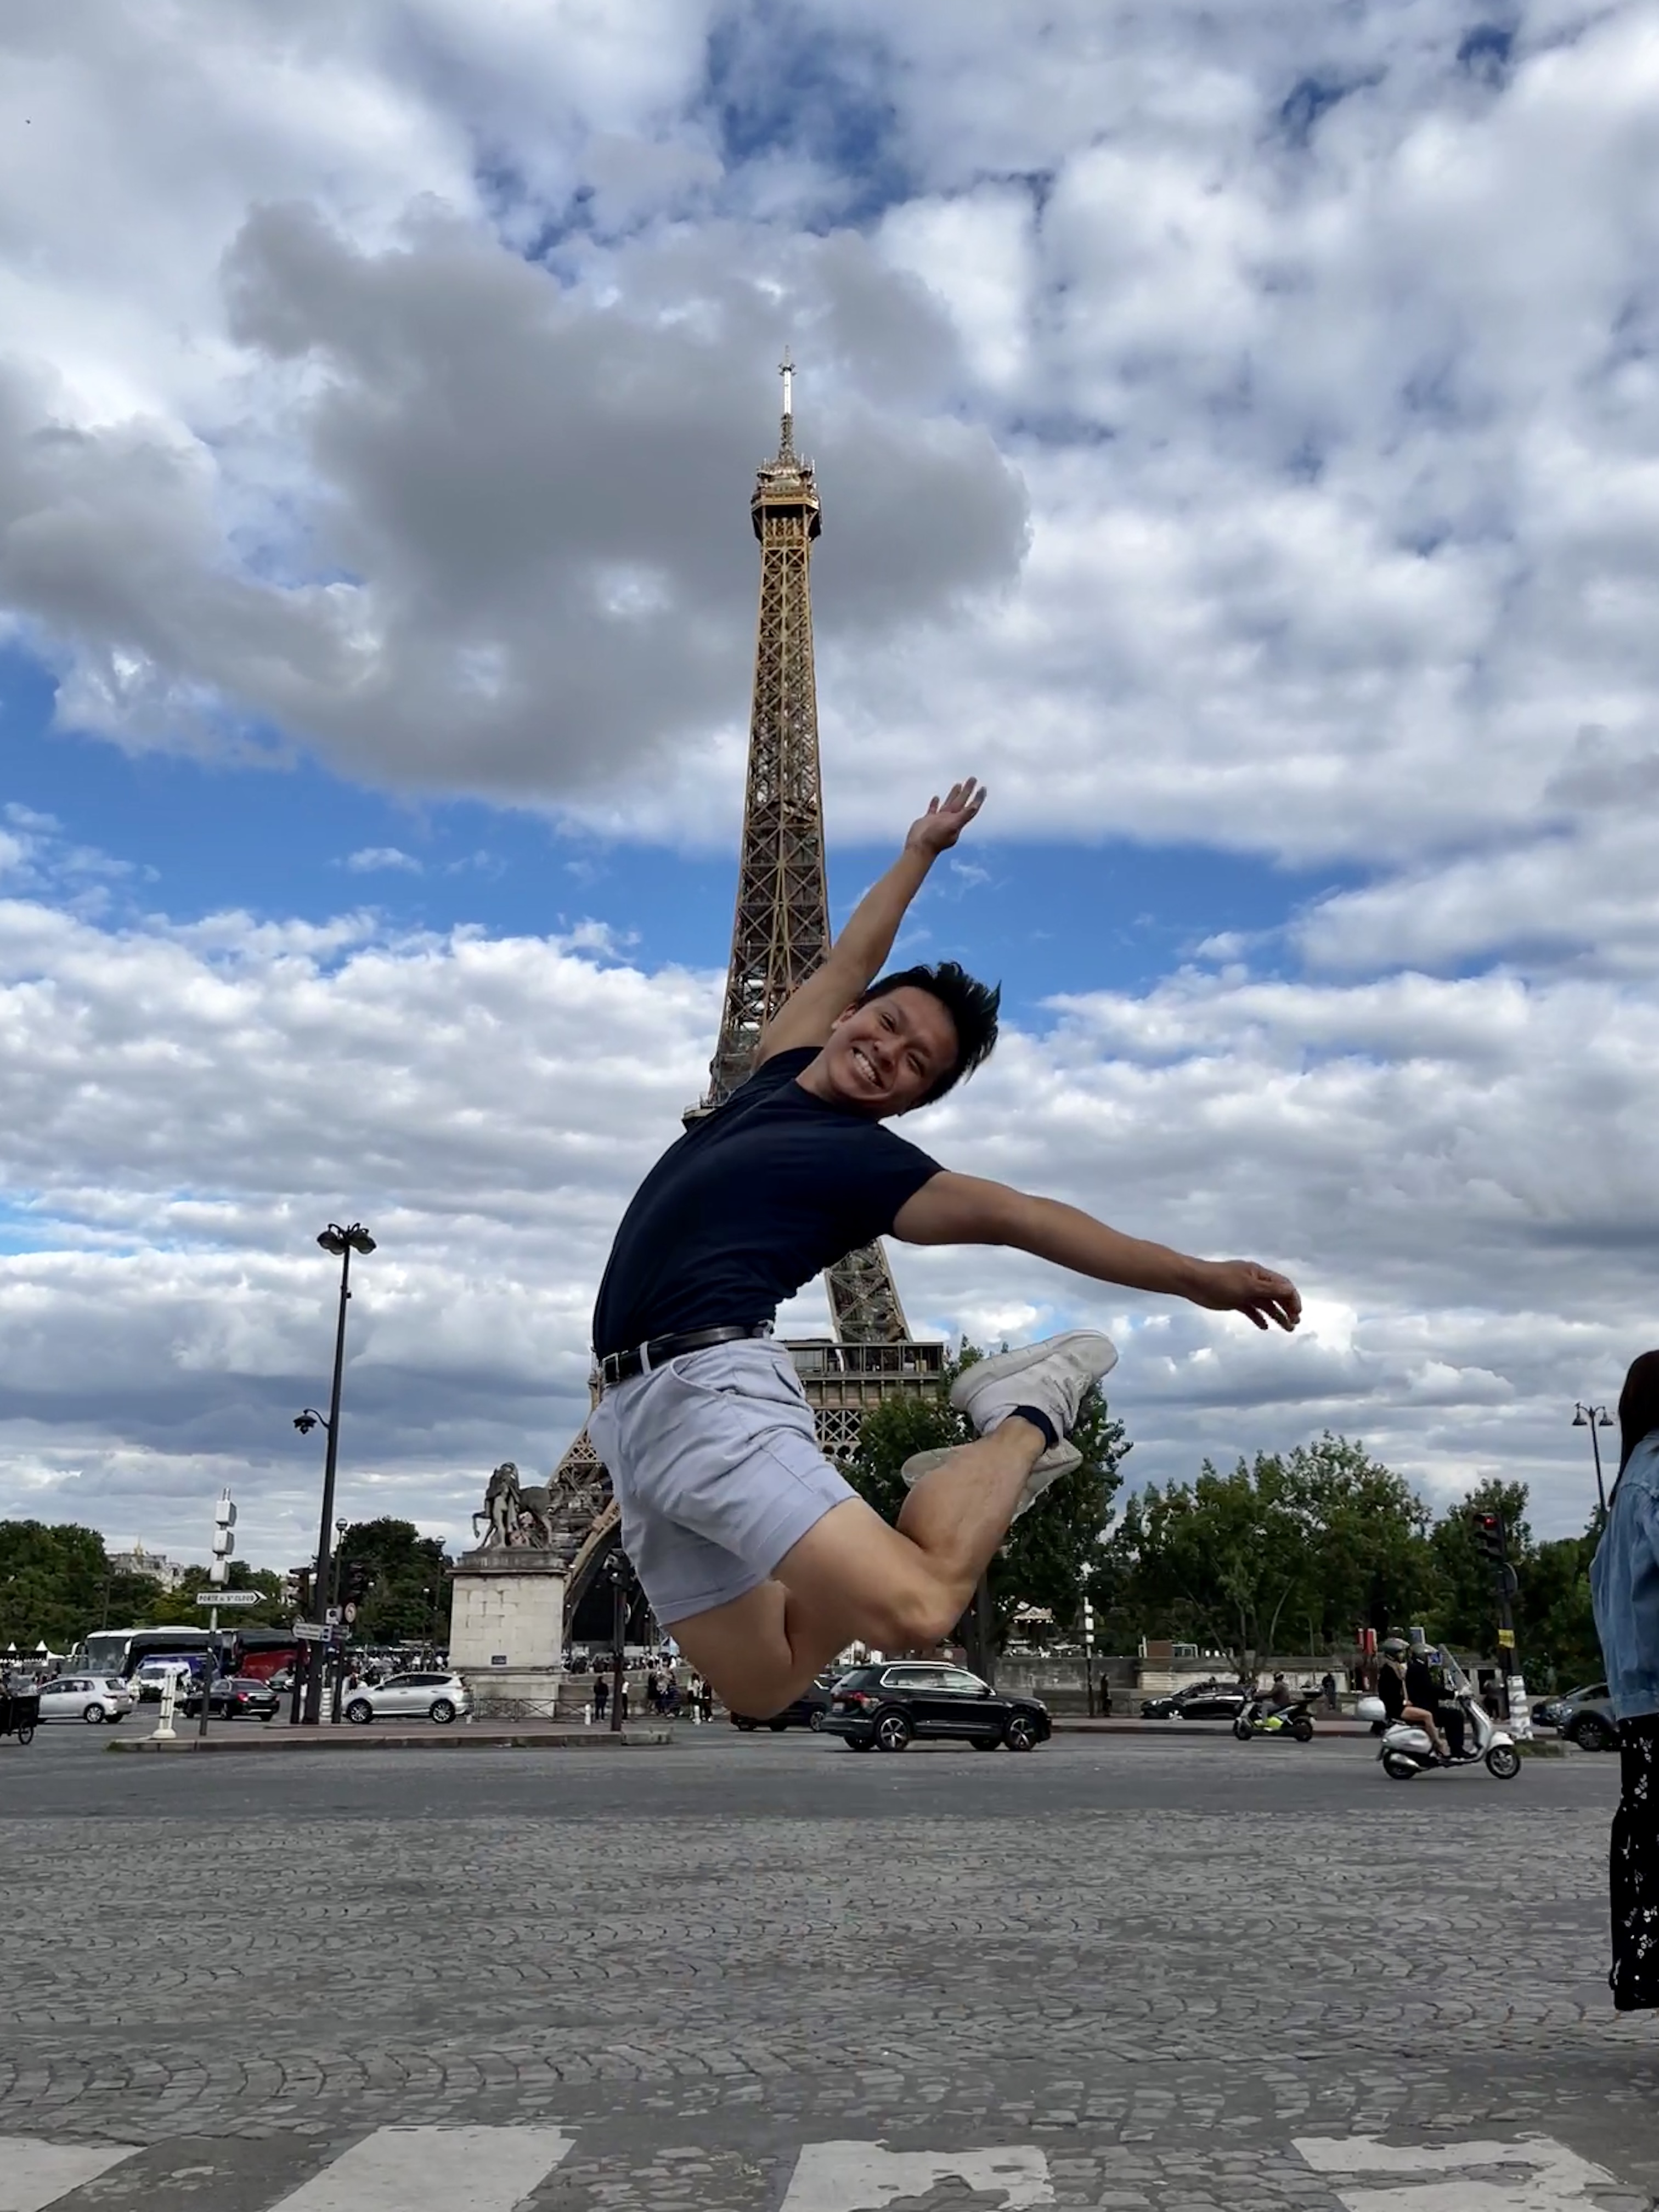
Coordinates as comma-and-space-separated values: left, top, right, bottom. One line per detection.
900, 1438, 1082, 1521
900, 1330, 1117, 1520
952, 1330, 1118, 1442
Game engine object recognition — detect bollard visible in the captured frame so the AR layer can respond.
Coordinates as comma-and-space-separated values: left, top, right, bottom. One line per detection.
150, 1674, 178, 1742
583, 1703, 592, 1727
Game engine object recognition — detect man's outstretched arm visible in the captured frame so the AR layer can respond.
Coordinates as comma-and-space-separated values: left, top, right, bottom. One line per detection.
755, 778, 986, 1065
892, 1171, 1302, 1332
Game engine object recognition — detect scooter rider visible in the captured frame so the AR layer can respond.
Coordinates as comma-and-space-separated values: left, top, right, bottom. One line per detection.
1380, 1639, 1451, 1760
1407, 1646, 1468, 1762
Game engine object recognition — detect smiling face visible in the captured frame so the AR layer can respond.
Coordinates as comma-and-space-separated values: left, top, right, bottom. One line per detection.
815, 985, 962, 1117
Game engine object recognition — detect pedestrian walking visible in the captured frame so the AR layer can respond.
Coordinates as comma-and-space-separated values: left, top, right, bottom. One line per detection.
1591, 1349, 1659, 2010
587, 779, 1301, 1725
1320, 1670, 1338, 1712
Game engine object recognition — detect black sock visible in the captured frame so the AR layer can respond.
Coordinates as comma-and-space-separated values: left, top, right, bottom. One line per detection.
1008, 1404, 1059, 1452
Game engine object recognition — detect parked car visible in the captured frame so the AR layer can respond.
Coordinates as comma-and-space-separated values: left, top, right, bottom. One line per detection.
342, 1672, 471, 1726
730, 1674, 842, 1733
1560, 1690, 1618, 1753
180, 1676, 279, 1722
1531, 1681, 1609, 1731
37, 1675, 134, 1725
1140, 1679, 1250, 1721
821, 1662, 1051, 1753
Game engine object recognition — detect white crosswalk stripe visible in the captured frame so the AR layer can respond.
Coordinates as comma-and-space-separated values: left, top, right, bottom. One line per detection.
0, 2125, 1631, 2211
261, 2124, 577, 2211
0, 2139, 143, 2211
780, 2140, 1053, 2210
1293, 2134, 1619, 2211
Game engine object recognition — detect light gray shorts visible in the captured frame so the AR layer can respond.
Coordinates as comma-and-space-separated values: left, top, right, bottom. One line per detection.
587, 1338, 856, 1627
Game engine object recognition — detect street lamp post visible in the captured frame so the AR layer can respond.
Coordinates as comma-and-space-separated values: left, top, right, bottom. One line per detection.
1572, 1402, 1615, 1526
294, 1222, 375, 1725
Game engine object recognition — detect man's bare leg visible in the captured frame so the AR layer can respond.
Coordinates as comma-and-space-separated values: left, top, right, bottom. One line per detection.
669, 1418, 1045, 1718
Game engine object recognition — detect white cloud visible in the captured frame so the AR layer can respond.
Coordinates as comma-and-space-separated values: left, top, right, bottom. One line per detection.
346, 846, 422, 874
0, 887, 1641, 1564
0, 2, 1653, 1567
0, 1, 1654, 881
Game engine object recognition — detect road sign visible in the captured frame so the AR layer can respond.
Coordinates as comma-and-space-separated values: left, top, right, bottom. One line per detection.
195, 1589, 261, 1608
1497, 1627, 1516, 1648
342, 1602, 357, 1624
325, 1606, 342, 1626
293, 1621, 336, 1643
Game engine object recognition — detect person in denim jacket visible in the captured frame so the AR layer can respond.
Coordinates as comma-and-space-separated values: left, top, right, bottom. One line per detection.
1590, 1350, 1659, 2010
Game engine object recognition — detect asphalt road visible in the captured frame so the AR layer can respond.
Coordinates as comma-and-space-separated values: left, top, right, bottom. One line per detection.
1, 1728, 1650, 2211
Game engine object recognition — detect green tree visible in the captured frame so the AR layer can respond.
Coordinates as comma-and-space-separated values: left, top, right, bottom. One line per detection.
1517, 1528, 1602, 1688
0, 1521, 110, 1654
847, 1348, 1129, 1651
335, 1518, 450, 1645
1429, 1477, 1532, 1654
1103, 1454, 1312, 1677
1279, 1434, 1437, 1647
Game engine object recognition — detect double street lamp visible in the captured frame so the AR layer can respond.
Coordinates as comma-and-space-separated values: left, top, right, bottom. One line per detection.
1572, 1401, 1614, 1526
293, 1222, 375, 1724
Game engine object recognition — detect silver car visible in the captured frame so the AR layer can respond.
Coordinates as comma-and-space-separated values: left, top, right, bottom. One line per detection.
38, 1675, 134, 1725
342, 1672, 471, 1726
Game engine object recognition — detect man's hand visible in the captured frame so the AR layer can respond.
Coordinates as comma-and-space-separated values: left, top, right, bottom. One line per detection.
1192, 1260, 1302, 1333
904, 777, 986, 860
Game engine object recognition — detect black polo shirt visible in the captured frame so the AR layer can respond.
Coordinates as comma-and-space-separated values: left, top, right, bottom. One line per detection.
592, 1048, 941, 1358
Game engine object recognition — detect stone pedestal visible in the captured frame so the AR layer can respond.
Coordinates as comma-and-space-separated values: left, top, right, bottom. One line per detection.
448, 1550, 567, 1719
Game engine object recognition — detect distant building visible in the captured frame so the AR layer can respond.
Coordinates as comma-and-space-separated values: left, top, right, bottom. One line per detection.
108, 1543, 188, 1592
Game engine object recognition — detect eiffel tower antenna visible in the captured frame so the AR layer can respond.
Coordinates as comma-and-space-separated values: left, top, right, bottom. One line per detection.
695, 360, 930, 1362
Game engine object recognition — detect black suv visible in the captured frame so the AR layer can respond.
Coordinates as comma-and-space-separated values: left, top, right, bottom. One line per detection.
821, 1662, 1051, 1753
1140, 1679, 1250, 1721
730, 1674, 840, 1733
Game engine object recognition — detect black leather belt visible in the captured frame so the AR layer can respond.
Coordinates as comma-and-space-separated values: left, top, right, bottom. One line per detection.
597, 1324, 770, 1390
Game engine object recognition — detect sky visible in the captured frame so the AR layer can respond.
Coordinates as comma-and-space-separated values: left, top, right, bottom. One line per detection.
2, 0, 1655, 1574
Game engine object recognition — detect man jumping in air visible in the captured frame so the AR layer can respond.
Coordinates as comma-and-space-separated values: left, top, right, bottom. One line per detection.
589, 779, 1301, 1719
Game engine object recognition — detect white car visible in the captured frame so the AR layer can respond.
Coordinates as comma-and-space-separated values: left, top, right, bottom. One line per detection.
131, 1658, 197, 1703
38, 1675, 134, 1725
342, 1672, 471, 1726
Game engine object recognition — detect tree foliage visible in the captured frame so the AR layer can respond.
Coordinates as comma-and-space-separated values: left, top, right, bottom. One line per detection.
847, 1347, 1130, 1650
334, 1517, 450, 1645
1090, 1442, 1604, 1683
0, 1521, 108, 1654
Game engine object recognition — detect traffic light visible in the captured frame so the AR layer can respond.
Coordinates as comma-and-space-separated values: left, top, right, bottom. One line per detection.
209, 1492, 237, 1587
1472, 1511, 1507, 1565
284, 1568, 312, 1613
341, 1559, 374, 1608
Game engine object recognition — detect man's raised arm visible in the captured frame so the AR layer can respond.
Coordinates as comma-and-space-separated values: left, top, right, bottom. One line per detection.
754, 778, 986, 1065
893, 1171, 1302, 1332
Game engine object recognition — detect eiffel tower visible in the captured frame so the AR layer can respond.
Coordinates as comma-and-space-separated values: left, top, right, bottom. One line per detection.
548, 362, 944, 1628
691, 356, 945, 1451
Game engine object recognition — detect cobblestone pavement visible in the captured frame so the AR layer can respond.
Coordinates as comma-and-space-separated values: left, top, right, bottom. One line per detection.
2, 1731, 1653, 2209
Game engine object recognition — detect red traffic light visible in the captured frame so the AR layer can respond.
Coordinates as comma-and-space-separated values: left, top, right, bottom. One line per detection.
1472, 1511, 1508, 1562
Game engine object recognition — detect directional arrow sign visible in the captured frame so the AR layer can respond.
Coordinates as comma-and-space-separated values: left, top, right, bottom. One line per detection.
195, 1590, 262, 1608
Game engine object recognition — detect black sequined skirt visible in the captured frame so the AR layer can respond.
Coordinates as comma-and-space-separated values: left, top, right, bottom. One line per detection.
1612, 1714, 1659, 2011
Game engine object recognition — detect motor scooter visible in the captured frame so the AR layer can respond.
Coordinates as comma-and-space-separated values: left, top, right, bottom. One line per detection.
1356, 1655, 1521, 1782
1233, 1693, 1315, 1742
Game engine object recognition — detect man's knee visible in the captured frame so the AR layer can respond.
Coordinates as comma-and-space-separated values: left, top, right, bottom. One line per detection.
860, 1575, 963, 1657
